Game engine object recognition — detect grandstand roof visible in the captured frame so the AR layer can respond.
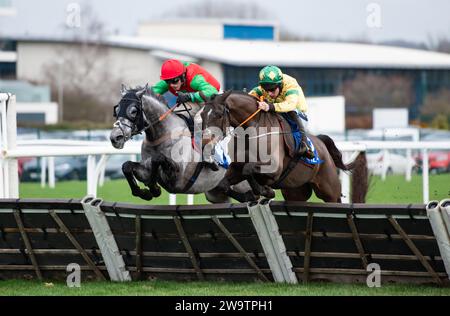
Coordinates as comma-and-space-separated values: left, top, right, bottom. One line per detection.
107, 36, 450, 69
15, 35, 450, 69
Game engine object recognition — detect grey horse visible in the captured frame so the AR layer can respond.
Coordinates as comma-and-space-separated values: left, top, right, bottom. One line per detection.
109, 85, 253, 203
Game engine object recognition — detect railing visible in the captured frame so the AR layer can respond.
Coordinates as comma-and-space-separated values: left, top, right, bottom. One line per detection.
2, 93, 450, 203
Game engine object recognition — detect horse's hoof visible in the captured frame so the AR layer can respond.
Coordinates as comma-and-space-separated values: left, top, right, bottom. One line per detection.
132, 190, 141, 197
263, 189, 275, 199
140, 189, 153, 201
150, 186, 161, 197
245, 191, 258, 202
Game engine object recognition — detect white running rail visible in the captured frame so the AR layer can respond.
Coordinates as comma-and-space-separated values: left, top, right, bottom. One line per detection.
2, 93, 450, 204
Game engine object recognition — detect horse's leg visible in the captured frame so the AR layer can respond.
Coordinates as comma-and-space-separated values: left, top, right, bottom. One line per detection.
310, 166, 342, 203
205, 186, 230, 204
152, 154, 180, 188
134, 159, 161, 198
242, 163, 275, 199
122, 161, 154, 200
215, 177, 257, 202
155, 155, 179, 175
212, 164, 257, 202
281, 184, 313, 201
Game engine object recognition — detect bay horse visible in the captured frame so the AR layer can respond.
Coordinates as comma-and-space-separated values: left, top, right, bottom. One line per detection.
201, 91, 368, 203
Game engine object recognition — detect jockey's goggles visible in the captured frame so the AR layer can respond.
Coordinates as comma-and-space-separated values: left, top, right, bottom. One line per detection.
261, 83, 280, 92
165, 76, 183, 85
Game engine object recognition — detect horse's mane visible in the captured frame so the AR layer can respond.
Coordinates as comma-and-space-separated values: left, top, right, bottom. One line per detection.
229, 90, 253, 96
145, 87, 167, 104
125, 85, 167, 105
210, 90, 257, 104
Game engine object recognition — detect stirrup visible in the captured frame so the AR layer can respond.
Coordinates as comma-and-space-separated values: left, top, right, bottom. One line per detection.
301, 141, 315, 159
305, 149, 315, 159
304, 147, 315, 159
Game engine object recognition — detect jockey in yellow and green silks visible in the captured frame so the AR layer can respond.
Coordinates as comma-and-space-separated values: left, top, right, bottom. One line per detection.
249, 65, 314, 159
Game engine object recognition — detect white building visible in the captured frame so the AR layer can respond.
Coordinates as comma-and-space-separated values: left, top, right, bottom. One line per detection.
5, 19, 450, 124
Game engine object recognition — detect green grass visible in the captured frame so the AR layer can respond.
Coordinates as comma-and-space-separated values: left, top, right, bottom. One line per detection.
1, 280, 449, 296
18, 174, 450, 204
366, 173, 449, 203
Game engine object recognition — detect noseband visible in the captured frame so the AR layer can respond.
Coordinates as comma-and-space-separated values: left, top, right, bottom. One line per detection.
113, 94, 151, 141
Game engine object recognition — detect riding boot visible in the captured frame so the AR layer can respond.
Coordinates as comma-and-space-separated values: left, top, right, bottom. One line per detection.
287, 111, 315, 159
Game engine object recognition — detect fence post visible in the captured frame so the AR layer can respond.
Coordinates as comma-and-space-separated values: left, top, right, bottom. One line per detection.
81, 196, 131, 281
405, 148, 412, 182
340, 151, 351, 203
439, 199, 450, 237
3, 94, 19, 198
169, 194, 177, 205
0, 94, 6, 198
381, 149, 389, 181
0, 158, 4, 198
40, 157, 47, 188
98, 155, 107, 187
422, 148, 429, 204
427, 200, 450, 280
87, 155, 96, 196
247, 199, 297, 283
48, 156, 55, 188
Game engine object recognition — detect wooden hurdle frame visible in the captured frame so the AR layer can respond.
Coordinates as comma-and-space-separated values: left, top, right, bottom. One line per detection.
0, 198, 449, 285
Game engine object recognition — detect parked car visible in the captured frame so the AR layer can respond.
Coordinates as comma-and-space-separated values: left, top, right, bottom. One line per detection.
366, 149, 418, 176
21, 156, 87, 182
415, 131, 450, 174
415, 151, 450, 174
17, 157, 34, 178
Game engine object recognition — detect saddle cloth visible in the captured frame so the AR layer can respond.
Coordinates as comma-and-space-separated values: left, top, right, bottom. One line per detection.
276, 113, 323, 165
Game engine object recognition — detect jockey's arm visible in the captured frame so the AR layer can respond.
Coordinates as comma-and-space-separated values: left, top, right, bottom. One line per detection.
151, 80, 169, 95
189, 74, 219, 103
274, 88, 308, 113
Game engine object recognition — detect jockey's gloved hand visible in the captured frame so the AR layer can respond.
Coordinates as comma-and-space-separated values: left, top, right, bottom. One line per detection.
267, 102, 276, 112
177, 92, 192, 104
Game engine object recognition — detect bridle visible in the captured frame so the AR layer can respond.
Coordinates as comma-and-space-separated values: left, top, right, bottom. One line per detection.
113, 92, 191, 144
113, 94, 152, 141
206, 100, 261, 140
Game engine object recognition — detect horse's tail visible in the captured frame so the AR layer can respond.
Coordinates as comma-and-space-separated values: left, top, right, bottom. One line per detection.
317, 134, 368, 203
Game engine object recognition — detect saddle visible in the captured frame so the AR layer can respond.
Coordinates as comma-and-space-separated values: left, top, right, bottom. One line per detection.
276, 114, 300, 158
253, 111, 299, 158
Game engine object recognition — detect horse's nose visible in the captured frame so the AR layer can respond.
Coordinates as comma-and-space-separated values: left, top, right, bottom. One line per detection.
113, 134, 124, 142
110, 129, 125, 148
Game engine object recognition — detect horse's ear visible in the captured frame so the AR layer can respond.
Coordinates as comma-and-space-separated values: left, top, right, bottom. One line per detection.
222, 90, 233, 100
136, 84, 148, 98
120, 84, 127, 96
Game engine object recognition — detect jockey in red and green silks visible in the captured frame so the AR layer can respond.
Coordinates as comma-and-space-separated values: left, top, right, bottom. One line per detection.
151, 59, 221, 170
152, 59, 220, 104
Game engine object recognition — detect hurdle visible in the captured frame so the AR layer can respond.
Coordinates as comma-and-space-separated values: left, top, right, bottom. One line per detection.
0, 198, 448, 285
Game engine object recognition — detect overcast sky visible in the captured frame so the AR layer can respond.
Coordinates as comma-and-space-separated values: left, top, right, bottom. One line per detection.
1, 0, 449, 45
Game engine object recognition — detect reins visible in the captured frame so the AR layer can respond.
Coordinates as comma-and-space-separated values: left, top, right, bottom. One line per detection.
236, 108, 261, 129
235, 95, 264, 129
